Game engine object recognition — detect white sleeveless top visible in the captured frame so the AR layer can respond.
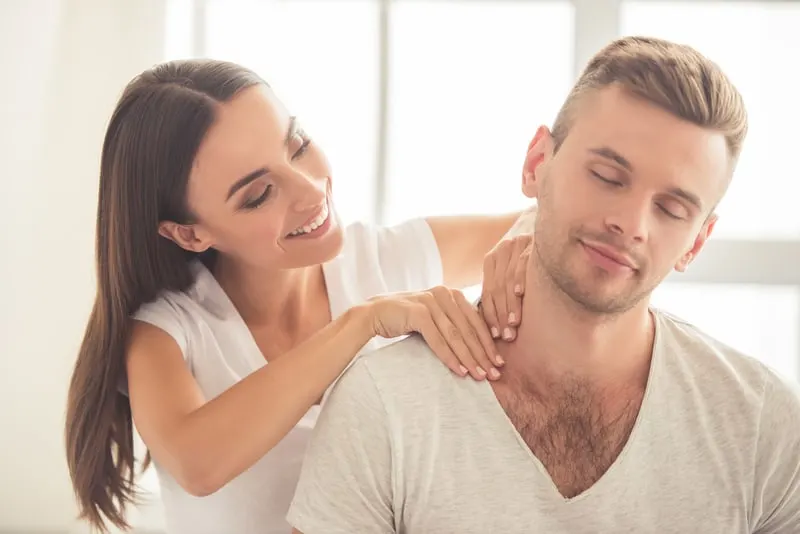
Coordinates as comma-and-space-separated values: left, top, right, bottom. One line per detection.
131, 219, 443, 534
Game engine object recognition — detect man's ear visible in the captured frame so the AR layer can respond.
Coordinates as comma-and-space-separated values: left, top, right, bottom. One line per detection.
158, 220, 214, 253
674, 213, 717, 272
522, 125, 555, 199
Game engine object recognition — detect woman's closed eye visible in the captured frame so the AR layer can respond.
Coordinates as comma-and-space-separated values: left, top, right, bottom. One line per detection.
239, 129, 311, 210
242, 184, 272, 210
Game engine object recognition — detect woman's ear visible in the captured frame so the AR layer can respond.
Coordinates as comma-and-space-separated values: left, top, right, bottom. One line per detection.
158, 221, 214, 253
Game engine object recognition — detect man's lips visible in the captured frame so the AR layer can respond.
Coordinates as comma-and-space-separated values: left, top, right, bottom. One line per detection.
581, 241, 638, 270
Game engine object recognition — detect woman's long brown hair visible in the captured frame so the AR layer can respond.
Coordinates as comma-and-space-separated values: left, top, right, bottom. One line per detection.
65, 59, 262, 532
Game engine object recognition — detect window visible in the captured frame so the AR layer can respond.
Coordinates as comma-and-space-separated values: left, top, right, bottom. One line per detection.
164, 0, 194, 60
203, 0, 380, 226
385, 1, 574, 224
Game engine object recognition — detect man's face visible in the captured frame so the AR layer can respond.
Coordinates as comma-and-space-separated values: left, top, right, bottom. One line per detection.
524, 85, 731, 315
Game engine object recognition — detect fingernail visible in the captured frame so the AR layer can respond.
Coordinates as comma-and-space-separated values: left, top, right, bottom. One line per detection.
488, 368, 501, 380
514, 284, 522, 295
491, 327, 499, 339
476, 366, 487, 378
503, 328, 514, 340
508, 312, 516, 324
496, 355, 505, 366
459, 365, 469, 376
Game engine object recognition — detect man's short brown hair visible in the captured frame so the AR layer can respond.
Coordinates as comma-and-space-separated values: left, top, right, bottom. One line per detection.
552, 36, 748, 168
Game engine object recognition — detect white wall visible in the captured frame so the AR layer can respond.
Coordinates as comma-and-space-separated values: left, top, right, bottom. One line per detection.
0, 1, 167, 532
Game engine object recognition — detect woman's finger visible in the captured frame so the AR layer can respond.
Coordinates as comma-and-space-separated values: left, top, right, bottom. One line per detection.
513, 241, 530, 297
413, 304, 468, 377
510, 239, 532, 326
422, 292, 484, 380
432, 287, 499, 380
480, 254, 501, 339
505, 237, 529, 331
492, 266, 512, 341
453, 290, 503, 372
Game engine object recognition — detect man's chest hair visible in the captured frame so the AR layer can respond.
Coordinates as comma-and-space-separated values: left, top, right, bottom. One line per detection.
494, 375, 643, 498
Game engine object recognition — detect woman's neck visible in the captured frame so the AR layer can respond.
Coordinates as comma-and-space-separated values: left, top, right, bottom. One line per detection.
212, 257, 330, 336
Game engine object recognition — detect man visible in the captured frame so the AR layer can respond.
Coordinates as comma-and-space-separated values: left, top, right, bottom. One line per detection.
286, 36, 800, 533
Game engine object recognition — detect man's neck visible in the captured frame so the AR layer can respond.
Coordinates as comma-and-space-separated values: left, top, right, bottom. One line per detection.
502, 260, 655, 393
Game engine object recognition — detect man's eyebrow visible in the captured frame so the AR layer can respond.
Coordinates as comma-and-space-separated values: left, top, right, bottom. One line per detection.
589, 146, 633, 171
667, 186, 703, 210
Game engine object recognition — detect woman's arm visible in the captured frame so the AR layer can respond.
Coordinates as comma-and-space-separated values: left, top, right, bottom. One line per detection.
127, 304, 375, 497
426, 205, 537, 289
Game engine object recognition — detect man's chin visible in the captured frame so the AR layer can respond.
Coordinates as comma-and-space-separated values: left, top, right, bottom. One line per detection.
559, 281, 640, 316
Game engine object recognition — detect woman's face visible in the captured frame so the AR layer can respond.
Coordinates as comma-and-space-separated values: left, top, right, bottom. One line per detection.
165, 84, 344, 271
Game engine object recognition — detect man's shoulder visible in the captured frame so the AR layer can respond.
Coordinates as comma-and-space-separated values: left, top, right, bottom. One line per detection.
656, 307, 775, 379
333, 334, 463, 406
352, 334, 453, 381
655, 308, 799, 415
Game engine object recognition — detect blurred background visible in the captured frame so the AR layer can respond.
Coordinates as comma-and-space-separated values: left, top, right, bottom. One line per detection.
1, 0, 798, 532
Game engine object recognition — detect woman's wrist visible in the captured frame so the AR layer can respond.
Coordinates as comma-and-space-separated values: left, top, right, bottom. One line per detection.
341, 301, 378, 341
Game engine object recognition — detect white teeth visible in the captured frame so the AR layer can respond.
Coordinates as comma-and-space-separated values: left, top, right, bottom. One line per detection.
289, 202, 329, 236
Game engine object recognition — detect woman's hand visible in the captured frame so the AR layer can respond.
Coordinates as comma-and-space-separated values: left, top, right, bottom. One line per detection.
367, 287, 502, 381
480, 234, 533, 342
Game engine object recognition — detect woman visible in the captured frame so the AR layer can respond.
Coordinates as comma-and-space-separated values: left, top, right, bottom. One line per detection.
65, 59, 535, 534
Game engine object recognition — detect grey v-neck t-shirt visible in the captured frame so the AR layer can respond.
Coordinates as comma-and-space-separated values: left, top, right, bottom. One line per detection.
287, 309, 800, 533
